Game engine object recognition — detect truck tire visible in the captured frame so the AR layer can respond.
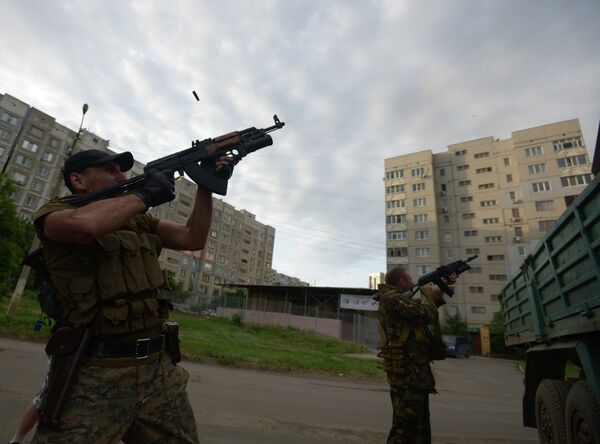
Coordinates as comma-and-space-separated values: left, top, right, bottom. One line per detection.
535, 379, 570, 444
566, 380, 600, 444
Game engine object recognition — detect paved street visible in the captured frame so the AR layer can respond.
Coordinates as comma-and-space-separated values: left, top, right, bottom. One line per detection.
0, 337, 537, 443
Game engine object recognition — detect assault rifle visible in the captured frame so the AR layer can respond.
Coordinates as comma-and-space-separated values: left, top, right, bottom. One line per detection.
62, 115, 285, 206
410, 255, 478, 298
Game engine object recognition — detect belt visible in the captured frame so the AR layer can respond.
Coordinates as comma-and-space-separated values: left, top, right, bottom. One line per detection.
86, 335, 165, 359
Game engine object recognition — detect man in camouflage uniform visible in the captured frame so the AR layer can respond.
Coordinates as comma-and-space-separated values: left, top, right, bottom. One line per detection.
376, 267, 456, 444
31, 149, 229, 443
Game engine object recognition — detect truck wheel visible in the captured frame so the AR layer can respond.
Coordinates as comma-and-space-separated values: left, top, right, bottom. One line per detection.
566, 380, 600, 444
535, 379, 570, 444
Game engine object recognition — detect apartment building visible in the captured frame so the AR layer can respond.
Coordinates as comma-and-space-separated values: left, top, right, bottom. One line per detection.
271, 270, 310, 287
368, 272, 385, 290
1, 92, 276, 305
384, 119, 593, 326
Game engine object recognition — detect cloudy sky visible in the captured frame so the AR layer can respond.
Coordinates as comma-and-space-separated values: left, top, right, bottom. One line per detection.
2, 0, 599, 287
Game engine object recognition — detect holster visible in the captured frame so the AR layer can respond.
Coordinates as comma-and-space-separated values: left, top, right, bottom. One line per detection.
40, 326, 92, 427
165, 322, 181, 365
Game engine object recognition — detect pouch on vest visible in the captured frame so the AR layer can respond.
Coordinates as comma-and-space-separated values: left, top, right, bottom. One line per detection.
63, 276, 98, 326
96, 233, 128, 299
45, 326, 88, 356
98, 305, 130, 335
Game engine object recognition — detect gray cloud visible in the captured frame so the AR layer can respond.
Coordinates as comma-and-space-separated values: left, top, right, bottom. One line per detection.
2, 0, 598, 286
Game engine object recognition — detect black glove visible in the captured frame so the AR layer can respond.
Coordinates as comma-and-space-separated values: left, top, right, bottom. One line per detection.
136, 172, 175, 209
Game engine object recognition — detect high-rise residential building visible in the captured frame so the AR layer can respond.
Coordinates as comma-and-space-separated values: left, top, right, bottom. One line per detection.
368, 272, 385, 289
1, 92, 276, 305
384, 119, 593, 327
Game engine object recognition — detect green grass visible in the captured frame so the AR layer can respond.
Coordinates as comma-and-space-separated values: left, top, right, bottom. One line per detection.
1, 292, 383, 379
516, 360, 581, 380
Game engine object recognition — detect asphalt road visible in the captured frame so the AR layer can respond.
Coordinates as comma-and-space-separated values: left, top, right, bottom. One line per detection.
0, 337, 538, 443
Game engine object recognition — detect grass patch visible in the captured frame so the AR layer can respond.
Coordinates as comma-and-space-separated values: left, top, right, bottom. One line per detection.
1, 292, 383, 379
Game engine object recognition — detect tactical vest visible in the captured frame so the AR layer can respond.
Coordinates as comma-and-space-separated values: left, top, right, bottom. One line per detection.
46, 229, 168, 337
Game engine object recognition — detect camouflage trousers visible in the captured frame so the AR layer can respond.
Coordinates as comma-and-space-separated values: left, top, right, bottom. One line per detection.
386, 373, 432, 444
32, 353, 198, 444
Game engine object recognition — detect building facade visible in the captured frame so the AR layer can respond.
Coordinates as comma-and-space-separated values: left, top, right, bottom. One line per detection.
368, 272, 385, 289
1, 92, 276, 306
384, 119, 593, 326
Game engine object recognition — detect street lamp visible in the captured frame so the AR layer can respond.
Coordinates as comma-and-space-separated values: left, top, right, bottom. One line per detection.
6, 102, 90, 315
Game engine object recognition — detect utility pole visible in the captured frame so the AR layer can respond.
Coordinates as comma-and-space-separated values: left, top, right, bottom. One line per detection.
6, 103, 89, 315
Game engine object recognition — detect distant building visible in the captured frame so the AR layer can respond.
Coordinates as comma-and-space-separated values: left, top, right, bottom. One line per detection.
368, 272, 385, 289
271, 270, 310, 287
1, 92, 276, 305
384, 119, 593, 327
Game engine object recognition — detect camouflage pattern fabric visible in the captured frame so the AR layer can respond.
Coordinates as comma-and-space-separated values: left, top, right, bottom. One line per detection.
376, 284, 439, 391
386, 373, 431, 444
32, 354, 198, 444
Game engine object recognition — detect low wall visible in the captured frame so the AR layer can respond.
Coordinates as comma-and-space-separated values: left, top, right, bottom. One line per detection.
217, 307, 342, 339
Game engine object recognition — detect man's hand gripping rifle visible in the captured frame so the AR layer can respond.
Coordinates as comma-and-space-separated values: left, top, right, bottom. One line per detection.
62, 115, 285, 206
410, 255, 478, 298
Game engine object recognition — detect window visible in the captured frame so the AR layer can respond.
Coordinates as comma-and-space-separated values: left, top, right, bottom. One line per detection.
483, 217, 500, 224
509, 191, 517, 200
49, 137, 60, 148
469, 287, 484, 293
476, 167, 492, 174
503, 158, 511, 166
460, 196, 473, 203
32, 180, 45, 193
387, 214, 407, 224
444, 232, 452, 241
524, 145, 543, 157
15, 154, 33, 168
532, 181, 551, 192
479, 183, 494, 189
24, 195, 39, 208
528, 163, 546, 174
553, 136, 583, 152
42, 151, 55, 163
455, 149, 467, 156
386, 184, 404, 194
474, 152, 490, 159
413, 214, 428, 223
22, 140, 39, 153
458, 180, 471, 187
480, 200, 497, 207
12, 172, 27, 186
457, 164, 469, 171
442, 215, 450, 224
535, 200, 554, 211
1, 111, 18, 126
439, 168, 446, 177
471, 306, 487, 314
388, 247, 408, 257
538, 220, 556, 231
411, 167, 425, 177
491, 294, 500, 302
515, 226, 524, 237
466, 248, 479, 254
412, 183, 425, 192
485, 235, 502, 242
386, 170, 404, 179
387, 230, 407, 240
415, 230, 429, 240
468, 267, 482, 273
30, 126, 44, 138
416, 265, 433, 276
564, 195, 578, 207
462, 213, 475, 219
386, 199, 405, 209
557, 155, 588, 168
561, 174, 593, 187
415, 247, 431, 257
446, 249, 454, 259
489, 274, 507, 281
0, 128, 11, 140
518, 246, 527, 256
464, 230, 478, 237
506, 174, 513, 183
413, 198, 426, 207
487, 255, 505, 261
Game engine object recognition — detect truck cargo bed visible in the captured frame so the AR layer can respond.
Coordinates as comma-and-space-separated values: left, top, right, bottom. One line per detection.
501, 174, 600, 346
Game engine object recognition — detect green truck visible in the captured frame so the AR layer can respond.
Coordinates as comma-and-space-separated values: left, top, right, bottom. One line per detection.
501, 126, 600, 444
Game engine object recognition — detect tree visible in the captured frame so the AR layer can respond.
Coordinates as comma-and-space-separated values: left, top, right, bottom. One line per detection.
442, 313, 469, 337
489, 311, 507, 354
0, 174, 35, 297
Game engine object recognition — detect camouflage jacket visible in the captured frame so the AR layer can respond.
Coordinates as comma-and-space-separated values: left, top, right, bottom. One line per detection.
376, 284, 439, 391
